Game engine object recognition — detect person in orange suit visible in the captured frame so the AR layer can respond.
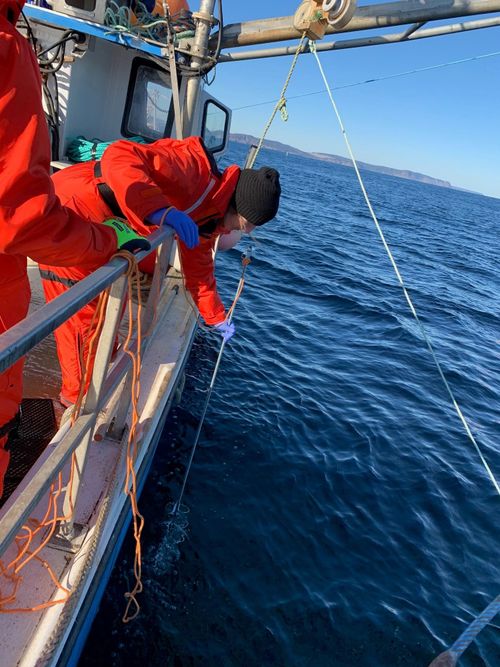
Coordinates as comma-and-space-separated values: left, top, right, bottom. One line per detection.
0, 0, 149, 498
40, 135, 281, 406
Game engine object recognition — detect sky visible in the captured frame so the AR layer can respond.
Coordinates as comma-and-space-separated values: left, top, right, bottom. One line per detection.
205, 1, 500, 198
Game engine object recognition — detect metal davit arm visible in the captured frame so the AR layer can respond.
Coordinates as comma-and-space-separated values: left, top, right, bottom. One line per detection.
217, 16, 500, 62
211, 0, 500, 49
0, 227, 173, 557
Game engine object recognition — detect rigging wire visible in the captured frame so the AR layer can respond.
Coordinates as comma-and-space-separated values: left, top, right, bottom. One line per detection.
211, 0, 224, 68
170, 251, 252, 518
202, 0, 223, 86
428, 595, 500, 666
308, 42, 500, 662
151, 250, 253, 574
247, 32, 309, 168
309, 40, 500, 496
231, 49, 500, 112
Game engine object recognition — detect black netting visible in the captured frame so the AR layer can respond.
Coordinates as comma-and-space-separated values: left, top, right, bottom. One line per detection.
1, 398, 57, 505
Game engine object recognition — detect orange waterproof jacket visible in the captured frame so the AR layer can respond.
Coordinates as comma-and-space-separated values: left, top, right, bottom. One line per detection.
0, 0, 117, 292
0, 0, 117, 476
49, 136, 241, 324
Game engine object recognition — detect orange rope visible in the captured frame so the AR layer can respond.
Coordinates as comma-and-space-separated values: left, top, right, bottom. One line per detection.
0, 472, 72, 612
120, 260, 146, 623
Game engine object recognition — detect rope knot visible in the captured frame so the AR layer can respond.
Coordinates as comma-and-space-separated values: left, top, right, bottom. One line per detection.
278, 97, 289, 122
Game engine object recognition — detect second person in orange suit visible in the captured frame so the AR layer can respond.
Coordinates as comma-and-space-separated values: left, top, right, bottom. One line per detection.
40, 135, 281, 406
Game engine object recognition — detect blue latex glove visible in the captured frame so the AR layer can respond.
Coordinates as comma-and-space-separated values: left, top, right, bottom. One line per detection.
146, 208, 199, 249
214, 321, 235, 343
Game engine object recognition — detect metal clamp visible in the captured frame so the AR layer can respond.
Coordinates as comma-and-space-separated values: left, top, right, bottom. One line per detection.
294, 0, 328, 40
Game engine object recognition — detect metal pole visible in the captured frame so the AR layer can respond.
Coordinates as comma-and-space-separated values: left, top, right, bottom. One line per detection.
109, 237, 173, 439
401, 21, 426, 39
141, 237, 173, 333
217, 16, 500, 62
166, 18, 184, 139
59, 275, 129, 538
183, 0, 216, 134
211, 0, 500, 49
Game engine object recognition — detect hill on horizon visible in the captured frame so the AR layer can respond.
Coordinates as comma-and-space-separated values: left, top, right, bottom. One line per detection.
229, 133, 477, 195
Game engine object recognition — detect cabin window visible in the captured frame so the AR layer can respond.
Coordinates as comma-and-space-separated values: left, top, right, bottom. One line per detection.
64, 0, 96, 10
201, 100, 229, 153
122, 59, 174, 141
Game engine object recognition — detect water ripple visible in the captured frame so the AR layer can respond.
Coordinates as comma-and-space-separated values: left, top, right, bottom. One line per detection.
82, 143, 500, 667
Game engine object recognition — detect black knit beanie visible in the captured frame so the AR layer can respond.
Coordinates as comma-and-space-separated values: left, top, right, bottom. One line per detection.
233, 167, 281, 226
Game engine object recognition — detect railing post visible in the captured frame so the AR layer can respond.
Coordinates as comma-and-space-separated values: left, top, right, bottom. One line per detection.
108, 239, 172, 438
142, 238, 173, 332
59, 274, 128, 539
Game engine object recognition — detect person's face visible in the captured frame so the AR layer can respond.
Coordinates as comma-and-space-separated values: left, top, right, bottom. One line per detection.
223, 210, 256, 234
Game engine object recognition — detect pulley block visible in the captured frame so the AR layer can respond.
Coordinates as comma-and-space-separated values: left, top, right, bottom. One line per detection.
294, 0, 356, 39
322, 0, 357, 28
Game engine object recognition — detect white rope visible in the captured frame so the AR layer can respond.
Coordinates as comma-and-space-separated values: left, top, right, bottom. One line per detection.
310, 41, 500, 496
248, 32, 308, 169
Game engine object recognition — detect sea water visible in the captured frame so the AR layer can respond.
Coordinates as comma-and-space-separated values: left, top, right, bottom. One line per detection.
81, 143, 500, 666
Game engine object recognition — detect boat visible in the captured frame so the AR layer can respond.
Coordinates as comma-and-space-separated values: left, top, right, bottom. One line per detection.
1, 1, 499, 664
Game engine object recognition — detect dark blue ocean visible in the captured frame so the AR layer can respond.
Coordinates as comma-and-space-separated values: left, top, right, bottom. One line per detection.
81, 144, 500, 666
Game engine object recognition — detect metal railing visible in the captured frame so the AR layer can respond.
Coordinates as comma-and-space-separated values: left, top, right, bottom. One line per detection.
0, 227, 175, 553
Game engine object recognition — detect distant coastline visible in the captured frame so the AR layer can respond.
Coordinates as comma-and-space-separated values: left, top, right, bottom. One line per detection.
230, 133, 478, 196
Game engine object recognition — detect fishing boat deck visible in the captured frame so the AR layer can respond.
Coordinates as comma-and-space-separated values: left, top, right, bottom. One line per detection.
0, 257, 197, 666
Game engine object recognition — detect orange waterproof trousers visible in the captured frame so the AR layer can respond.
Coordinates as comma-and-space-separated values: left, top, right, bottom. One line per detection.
0, 280, 30, 497
41, 275, 109, 406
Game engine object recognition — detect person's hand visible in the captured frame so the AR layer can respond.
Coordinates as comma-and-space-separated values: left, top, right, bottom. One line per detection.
103, 218, 151, 253
213, 320, 235, 343
162, 208, 199, 249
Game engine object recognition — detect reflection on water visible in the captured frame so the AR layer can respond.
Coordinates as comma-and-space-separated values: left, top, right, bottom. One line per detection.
80, 144, 500, 666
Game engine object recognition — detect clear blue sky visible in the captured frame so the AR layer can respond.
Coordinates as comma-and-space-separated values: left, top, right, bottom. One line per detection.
207, 1, 500, 198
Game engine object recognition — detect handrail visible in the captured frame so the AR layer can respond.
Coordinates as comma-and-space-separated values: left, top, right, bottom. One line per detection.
0, 227, 172, 374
